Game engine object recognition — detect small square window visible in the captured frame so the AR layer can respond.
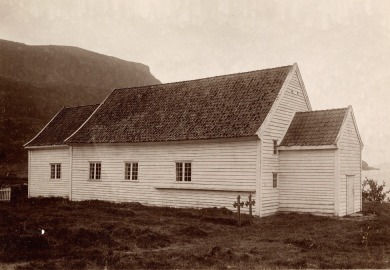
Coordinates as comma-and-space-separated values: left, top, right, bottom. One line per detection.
176, 162, 191, 182
89, 162, 101, 180
273, 173, 278, 188
273, 140, 278, 155
125, 162, 138, 181
50, 163, 61, 180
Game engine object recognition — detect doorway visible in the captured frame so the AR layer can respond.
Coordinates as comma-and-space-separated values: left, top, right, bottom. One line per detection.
347, 175, 355, 215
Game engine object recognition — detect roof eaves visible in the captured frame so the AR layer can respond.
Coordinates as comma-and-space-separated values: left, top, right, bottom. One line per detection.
256, 64, 295, 138
334, 105, 364, 148
293, 63, 312, 111
334, 106, 352, 147
64, 89, 115, 143
25, 144, 69, 149
24, 107, 65, 147
279, 107, 349, 147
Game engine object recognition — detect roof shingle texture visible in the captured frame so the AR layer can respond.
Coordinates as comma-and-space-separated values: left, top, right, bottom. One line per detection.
280, 108, 348, 146
66, 66, 292, 143
25, 104, 98, 147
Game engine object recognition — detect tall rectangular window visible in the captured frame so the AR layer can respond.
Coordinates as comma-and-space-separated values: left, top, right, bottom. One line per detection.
184, 163, 191, 182
125, 162, 138, 181
50, 164, 61, 179
273, 172, 278, 188
176, 163, 183, 181
89, 162, 101, 180
273, 140, 278, 155
176, 162, 191, 182
56, 164, 61, 179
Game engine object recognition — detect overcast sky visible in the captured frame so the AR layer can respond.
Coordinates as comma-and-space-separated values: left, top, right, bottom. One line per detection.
1, 0, 389, 167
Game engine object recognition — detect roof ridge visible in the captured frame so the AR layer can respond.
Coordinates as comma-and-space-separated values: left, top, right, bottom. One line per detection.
64, 104, 100, 109
112, 64, 293, 92
65, 64, 293, 144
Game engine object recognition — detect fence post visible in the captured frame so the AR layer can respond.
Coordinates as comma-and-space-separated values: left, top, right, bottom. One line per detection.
0, 187, 11, 202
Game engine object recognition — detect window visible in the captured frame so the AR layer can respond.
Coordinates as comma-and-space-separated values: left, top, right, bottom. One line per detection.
89, 162, 101, 180
273, 172, 278, 188
125, 162, 138, 181
176, 162, 191, 182
273, 140, 278, 155
50, 164, 61, 179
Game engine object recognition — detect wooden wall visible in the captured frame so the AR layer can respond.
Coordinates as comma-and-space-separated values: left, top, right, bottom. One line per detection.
70, 138, 258, 213
278, 149, 336, 215
28, 147, 70, 198
338, 110, 362, 216
259, 68, 310, 216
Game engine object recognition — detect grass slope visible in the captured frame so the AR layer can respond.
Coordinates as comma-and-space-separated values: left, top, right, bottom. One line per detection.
0, 199, 389, 269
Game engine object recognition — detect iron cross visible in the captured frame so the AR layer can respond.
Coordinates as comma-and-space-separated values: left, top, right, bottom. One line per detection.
245, 193, 255, 223
233, 195, 245, 226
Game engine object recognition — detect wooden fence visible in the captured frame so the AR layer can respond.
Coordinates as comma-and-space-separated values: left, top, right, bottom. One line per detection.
0, 187, 11, 202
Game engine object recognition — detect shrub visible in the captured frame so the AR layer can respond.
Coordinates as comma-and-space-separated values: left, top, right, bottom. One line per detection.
362, 178, 390, 203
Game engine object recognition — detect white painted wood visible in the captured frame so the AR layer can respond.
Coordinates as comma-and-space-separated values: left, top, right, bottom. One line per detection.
279, 145, 337, 151
293, 63, 312, 111
28, 150, 31, 198
335, 106, 364, 148
257, 67, 311, 216
338, 109, 362, 215
69, 146, 73, 200
334, 149, 340, 216
71, 138, 258, 213
154, 184, 255, 192
347, 176, 355, 214
279, 149, 336, 214
29, 147, 70, 198
255, 139, 261, 215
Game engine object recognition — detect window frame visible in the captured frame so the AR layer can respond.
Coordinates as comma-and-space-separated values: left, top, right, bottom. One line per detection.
89, 162, 102, 181
273, 140, 278, 155
272, 172, 278, 188
175, 161, 192, 182
124, 162, 139, 181
50, 163, 61, 180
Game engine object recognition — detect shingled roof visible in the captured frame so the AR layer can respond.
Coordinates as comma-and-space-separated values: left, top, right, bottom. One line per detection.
66, 65, 292, 144
25, 104, 98, 147
280, 108, 349, 147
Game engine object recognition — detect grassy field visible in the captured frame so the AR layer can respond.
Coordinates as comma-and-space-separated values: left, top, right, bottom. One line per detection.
1, 199, 390, 269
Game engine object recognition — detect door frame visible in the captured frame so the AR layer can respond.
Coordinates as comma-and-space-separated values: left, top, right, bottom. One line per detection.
346, 175, 355, 215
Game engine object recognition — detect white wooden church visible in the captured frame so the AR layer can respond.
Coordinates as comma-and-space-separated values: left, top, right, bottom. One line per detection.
25, 63, 363, 217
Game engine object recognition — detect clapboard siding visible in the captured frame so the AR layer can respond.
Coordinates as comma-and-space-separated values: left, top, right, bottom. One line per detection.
28, 148, 70, 198
279, 149, 335, 214
71, 138, 258, 213
338, 110, 362, 216
260, 69, 310, 216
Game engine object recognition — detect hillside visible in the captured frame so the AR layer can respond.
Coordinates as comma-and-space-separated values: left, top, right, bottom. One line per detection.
362, 160, 379, 171
0, 39, 161, 176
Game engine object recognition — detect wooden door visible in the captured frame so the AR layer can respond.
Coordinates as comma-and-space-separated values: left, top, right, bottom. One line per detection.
347, 176, 355, 215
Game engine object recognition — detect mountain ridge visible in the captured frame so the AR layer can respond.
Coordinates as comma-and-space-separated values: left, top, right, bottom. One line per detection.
0, 39, 161, 176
